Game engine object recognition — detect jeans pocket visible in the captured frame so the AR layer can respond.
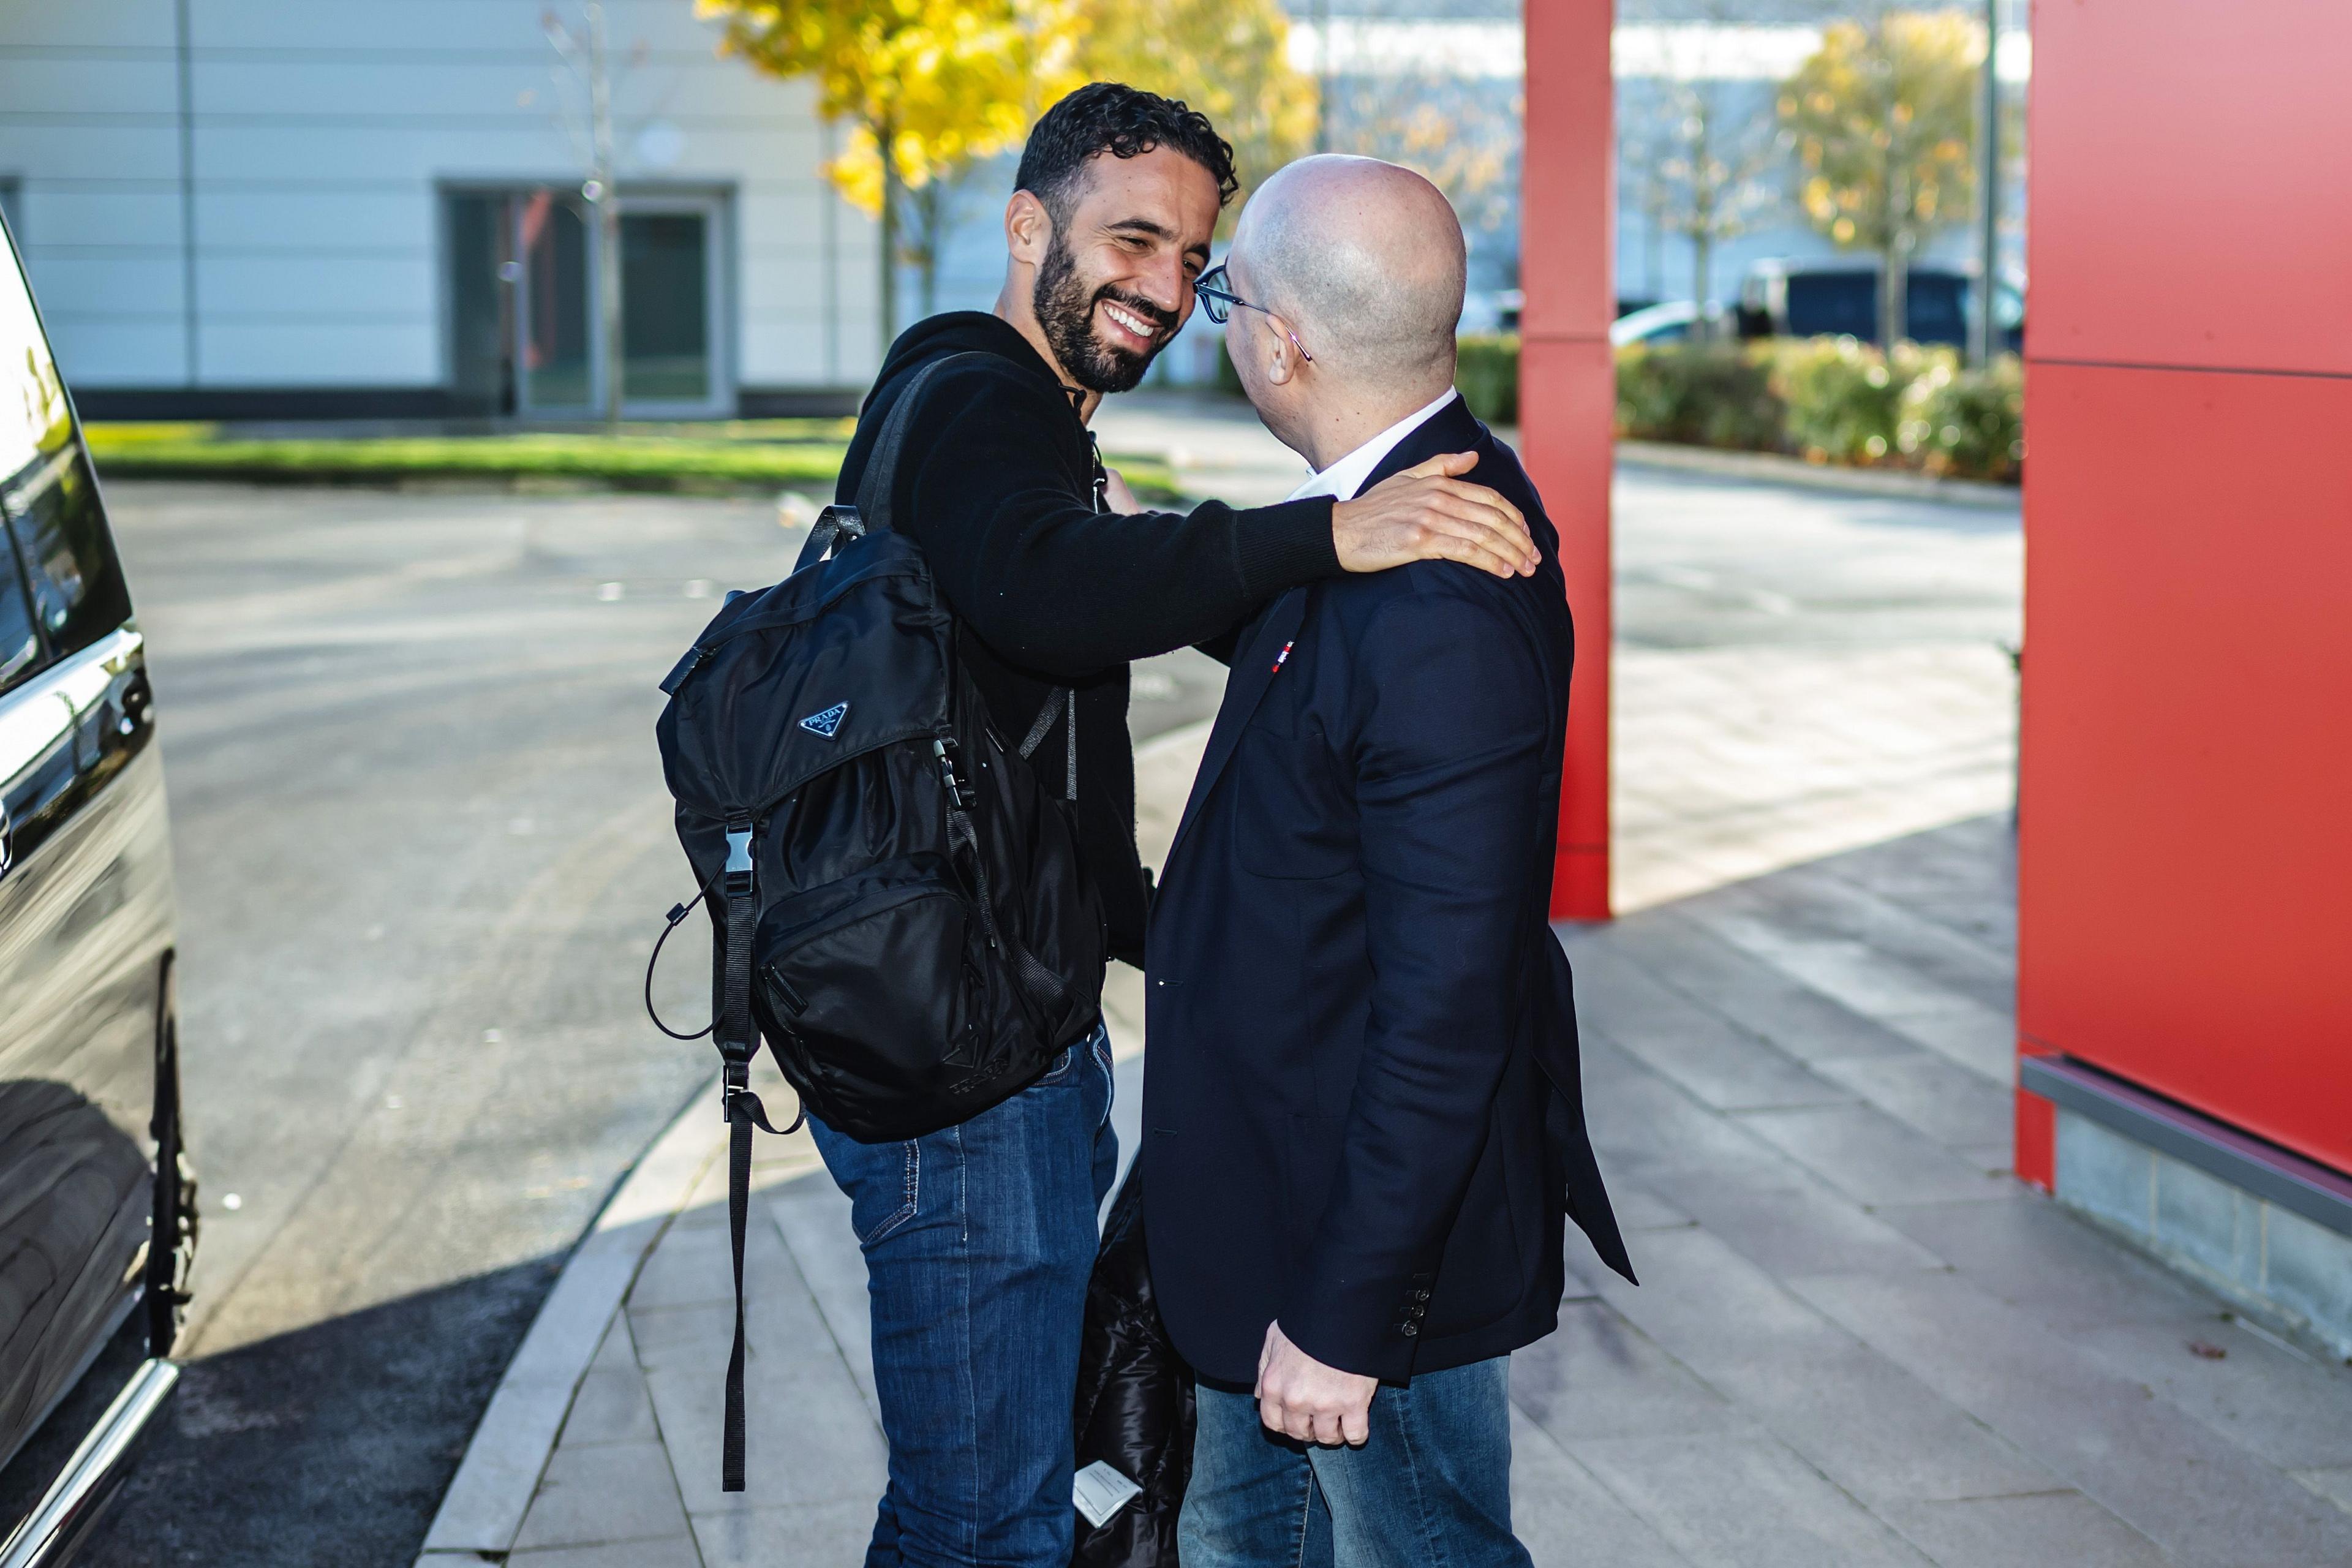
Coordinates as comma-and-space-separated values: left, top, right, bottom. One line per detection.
1035, 1043, 1079, 1085
847, 1139, 921, 1248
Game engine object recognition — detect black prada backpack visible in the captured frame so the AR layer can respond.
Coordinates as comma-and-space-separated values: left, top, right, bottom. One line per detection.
649, 352, 1107, 1488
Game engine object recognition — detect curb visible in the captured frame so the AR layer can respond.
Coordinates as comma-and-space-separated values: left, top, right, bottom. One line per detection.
411, 1074, 726, 1567
1615, 439, 2020, 510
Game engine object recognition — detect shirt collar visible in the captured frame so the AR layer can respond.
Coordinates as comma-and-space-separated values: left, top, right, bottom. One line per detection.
1286, 390, 1463, 504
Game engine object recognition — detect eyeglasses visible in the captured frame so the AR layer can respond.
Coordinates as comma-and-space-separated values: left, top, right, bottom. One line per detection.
1195, 263, 1312, 363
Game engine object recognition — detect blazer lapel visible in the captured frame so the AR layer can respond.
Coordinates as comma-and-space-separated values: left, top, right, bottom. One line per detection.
1164, 586, 1310, 876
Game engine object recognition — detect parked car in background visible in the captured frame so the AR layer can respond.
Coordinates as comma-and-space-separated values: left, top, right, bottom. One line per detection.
1610, 300, 1736, 349
0, 210, 194, 1567
1736, 257, 2025, 352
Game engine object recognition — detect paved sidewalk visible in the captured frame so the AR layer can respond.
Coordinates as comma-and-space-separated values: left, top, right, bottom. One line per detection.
413, 456, 2352, 1565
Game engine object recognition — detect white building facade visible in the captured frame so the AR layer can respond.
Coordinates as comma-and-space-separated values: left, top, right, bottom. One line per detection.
0, 1, 883, 419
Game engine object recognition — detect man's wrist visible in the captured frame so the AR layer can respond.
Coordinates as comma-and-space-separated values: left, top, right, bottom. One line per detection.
1232, 496, 1341, 599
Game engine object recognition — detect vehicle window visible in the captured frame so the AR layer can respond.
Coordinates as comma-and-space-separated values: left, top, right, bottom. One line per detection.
1905, 274, 1968, 347
0, 511, 36, 693
1785, 274, 1877, 340
7, 448, 132, 657
0, 226, 131, 660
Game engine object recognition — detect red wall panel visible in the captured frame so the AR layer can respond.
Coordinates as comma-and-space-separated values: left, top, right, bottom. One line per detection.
2022, 0, 2352, 1180
1521, 0, 1615, 919
2019, 362, 2352, 1174
2030, 0, 2352, 375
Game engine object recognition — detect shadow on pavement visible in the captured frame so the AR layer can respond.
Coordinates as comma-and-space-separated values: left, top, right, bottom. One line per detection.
67, 1256, 564, 1568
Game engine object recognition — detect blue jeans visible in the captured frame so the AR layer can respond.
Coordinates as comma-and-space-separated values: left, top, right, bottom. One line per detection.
807, 1025, 1118, 1567
1180, 1357, 1532, 1568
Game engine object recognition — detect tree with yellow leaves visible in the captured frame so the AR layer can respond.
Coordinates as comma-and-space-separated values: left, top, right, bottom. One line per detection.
1074, 0, 1317, 224
699, 0, 1082, 355
1779, 11, 1981, 349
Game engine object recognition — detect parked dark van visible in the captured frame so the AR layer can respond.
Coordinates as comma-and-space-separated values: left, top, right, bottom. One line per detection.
1736, 257, 2025, 352
0, 211, 194, 1566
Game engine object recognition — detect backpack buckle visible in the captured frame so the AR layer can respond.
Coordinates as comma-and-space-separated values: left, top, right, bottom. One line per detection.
723, 824, 756, 897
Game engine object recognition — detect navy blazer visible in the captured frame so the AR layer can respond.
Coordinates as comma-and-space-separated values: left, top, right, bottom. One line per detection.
1141, 397, 1634, 1388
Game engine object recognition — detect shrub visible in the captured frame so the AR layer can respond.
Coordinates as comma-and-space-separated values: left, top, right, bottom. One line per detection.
1454, 333, 1520, 425
1903, 353, 2024, 481
1614, 341, 1785, 451
1770, 337, 1935, 466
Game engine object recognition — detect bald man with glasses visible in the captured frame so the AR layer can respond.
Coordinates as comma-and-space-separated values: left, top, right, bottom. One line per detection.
1134, 156, 1634, 1568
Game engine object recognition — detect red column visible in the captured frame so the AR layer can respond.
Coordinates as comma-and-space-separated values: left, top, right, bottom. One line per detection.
1521, 0, 1616, 921
2017, 0, 2352, 1182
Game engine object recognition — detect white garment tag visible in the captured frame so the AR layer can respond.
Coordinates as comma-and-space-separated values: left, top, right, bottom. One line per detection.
1072, 1460, 1144, 1528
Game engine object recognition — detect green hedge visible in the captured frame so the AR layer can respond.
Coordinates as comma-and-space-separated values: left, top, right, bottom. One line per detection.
1615, 338, 2024, 483
1454, 334, 1520, 426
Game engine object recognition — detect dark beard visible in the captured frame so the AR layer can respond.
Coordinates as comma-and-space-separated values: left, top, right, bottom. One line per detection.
1033, 232, 1177, 394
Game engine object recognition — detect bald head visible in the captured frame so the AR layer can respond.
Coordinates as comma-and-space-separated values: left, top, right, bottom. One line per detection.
1229, 156, 1466, 387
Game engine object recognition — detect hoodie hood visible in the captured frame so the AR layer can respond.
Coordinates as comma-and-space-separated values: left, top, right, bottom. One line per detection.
868, 311, 1072, 414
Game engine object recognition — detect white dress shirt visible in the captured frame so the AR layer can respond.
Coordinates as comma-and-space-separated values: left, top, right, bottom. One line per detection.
1284, 390, 1462, 504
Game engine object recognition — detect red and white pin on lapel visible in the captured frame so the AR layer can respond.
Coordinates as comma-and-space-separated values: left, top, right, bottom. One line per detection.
1271, 639, 1294, 674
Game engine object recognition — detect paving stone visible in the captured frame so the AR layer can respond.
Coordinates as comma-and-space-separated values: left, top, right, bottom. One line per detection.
1570, 949, 1852, 1112
2071, 1317, 2352, 1472
1567, 1432, 1932, 1568
1809, 1050, 2017, 1150
2291, 1468, 2352, 1516
1790, 1272, 2352, 1566
1738, 1103, 2019, 1208
626, 1301, 737, 1376
1510, 1406, 1695, 1568
1581, 908, 1920, 1067
1875, 1491, 2168, 1567
1578, 1037, 1794, 1186
1606, 1179, 1698, 1233
557, 1361, 660, 1449
764, 1169, 876, 1419
1955, 1139, 2015, 1175
1586, 1229, 2056, 1506
647, 1347, 887, 1517
1702, 868, 2015, 1016
1640, 1167, 1950, 1278
510, 1536, 704, 1568
1682, 902, 2012, 1082
693, 1499, 881, 1565
511, 1440, 691, 1551
1877, 1194, 2223, 1330
1512, 1300, 1755, 1444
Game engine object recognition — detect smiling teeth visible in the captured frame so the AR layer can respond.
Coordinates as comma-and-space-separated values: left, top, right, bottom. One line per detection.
1104, 303, 1155, 338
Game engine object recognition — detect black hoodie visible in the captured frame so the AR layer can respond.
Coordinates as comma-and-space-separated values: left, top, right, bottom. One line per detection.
835, 311, 1341, 965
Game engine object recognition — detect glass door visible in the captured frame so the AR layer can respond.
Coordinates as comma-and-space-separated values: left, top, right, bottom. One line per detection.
515, 190, 595, 415
620, 197, 726, 416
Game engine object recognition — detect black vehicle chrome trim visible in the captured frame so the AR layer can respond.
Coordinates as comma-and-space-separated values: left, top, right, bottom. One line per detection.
0, 1357, 177, 1568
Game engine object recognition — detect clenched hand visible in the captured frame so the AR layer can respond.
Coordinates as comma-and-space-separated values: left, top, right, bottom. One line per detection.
1332, 452, 1537, 580
1256, 1321, 1378, 1447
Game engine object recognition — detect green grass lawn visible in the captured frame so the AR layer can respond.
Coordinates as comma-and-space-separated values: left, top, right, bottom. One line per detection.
82, 421, 1185, 503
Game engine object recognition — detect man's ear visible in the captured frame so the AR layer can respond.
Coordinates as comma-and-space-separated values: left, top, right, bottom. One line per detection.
1005, 190, 1052, 270
1261, 314, 1302, 387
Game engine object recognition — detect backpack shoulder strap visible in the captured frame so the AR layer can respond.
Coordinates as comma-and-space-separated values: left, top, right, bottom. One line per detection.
796, 350, 991, 570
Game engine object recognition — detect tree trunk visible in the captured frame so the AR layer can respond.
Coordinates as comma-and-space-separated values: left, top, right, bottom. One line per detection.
914, 182, 941, 320
1880, 239, 1908, 349
1693, 232, 1713, 336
